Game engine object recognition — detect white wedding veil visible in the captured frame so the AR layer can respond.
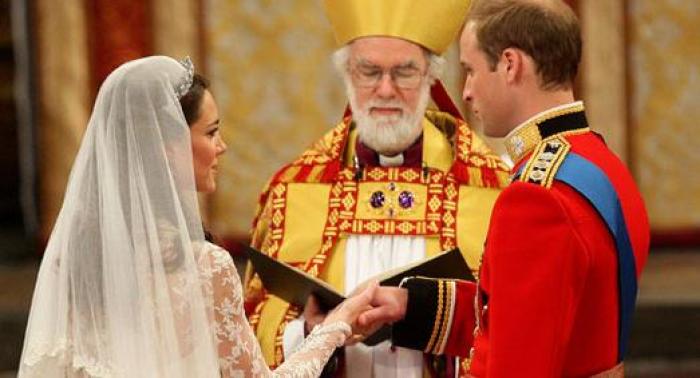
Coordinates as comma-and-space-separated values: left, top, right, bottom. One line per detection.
19, 56, 220, 377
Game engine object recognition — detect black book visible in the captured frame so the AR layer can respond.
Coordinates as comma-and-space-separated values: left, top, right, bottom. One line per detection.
245, 246, 474, 346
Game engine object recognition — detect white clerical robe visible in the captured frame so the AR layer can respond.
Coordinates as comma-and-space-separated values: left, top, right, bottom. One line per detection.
283, 235, 426, 378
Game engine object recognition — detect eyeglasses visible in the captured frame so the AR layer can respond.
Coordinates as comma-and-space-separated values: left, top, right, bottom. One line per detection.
350, 63, 426, 90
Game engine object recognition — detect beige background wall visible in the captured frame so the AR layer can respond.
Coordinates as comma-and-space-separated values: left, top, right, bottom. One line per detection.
628, 0, 700, 230
205, 0, 345, 236
580, 0, 628, 161
580, 0, 700, 231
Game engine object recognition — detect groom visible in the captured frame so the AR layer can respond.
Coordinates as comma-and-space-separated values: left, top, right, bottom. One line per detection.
357, 0, 650, 376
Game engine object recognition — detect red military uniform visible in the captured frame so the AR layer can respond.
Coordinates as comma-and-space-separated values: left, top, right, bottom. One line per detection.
391, 102, 650, 377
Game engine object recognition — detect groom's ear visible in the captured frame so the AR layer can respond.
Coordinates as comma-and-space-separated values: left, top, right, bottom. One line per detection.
500, 48, 525, 85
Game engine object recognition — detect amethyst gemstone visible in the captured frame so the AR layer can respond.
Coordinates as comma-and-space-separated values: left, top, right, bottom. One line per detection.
370, 191, 385, 208
398, 191, 414, 209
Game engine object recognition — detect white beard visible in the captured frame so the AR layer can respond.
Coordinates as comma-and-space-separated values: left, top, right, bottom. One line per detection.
347, 83, 431, 155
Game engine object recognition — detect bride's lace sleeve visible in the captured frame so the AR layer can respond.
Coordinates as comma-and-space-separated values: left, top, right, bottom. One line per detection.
202, 244, 350, 377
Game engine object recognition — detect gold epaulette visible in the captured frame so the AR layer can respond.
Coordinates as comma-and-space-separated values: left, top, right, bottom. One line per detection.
519, 136, 571, 189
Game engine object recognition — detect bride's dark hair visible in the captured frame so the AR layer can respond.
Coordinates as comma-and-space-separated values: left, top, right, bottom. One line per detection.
179, 73, 216, 244
179, 73, 210, 125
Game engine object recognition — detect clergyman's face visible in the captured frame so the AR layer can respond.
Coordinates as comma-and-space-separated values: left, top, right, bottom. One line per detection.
189, 90, 227, 193
460, 23, 510, 137
346, 37, 431, 155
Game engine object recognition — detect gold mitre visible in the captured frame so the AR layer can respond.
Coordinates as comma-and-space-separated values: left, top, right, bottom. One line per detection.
323, 0, 470, 54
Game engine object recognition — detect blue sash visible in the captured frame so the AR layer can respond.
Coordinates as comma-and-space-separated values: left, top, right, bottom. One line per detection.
515, 152, 638, 361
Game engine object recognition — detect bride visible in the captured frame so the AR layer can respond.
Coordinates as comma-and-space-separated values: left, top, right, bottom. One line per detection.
18, 56, 374, 377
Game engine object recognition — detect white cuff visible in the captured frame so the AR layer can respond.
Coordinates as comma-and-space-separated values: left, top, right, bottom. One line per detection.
282, 316, 306, 359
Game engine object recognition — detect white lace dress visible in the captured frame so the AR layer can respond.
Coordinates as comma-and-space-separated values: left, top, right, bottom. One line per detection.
198, 242, 350, 377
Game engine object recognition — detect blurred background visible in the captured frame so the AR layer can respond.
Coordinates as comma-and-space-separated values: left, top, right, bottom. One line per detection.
0, 0, 698, 376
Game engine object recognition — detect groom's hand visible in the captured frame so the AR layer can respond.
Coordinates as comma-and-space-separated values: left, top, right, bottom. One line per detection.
343, 285, 409, 345
358, 286, 408, 329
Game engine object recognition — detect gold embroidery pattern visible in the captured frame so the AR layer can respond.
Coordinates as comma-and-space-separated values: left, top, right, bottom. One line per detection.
456, 122, 473, 160
363, 167, 422, 182
273, 305, 301, 367
455, 121, 510, 172
440, 174, 459, 250
293, 119, 349, 166
265, 183, 289, 259
304, 171, 357, 275
247, 295, 266, 333
347, 219, 427, 235
250, 183, 288, 335
427, 174, 446, 235
250, 178, 274, 246
519, 136, 571, 189
435, 280, 455, 354
425, 280, 445, 353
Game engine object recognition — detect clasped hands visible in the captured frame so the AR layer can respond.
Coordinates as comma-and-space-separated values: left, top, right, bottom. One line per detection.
307, 282, 408, 345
